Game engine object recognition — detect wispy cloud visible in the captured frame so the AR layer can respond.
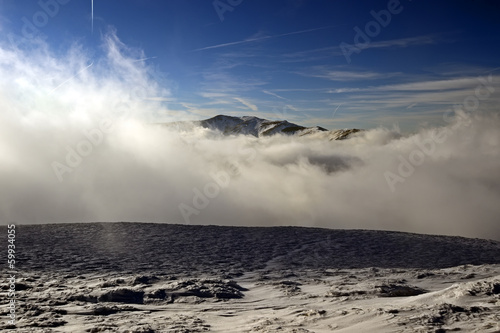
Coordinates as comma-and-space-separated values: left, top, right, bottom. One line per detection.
201, 70, 267, 95
362, 35, 438, 50
50, 61, 94, 93
298, 67, 400, 81
132, 56, 158, 63
262, 90, 288, 100
281, 35, 439, 63
199, 92, 230, 99
192, 26, 341, 52
327, 88, 361, 93
234, 97, 258, 111
147, 96, 175, 102
91, 0, 94, 33
328, 74, 500, 120
371, 76, 494, 91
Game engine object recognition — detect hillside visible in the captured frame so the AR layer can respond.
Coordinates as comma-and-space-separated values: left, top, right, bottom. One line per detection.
2, 223, 500, 332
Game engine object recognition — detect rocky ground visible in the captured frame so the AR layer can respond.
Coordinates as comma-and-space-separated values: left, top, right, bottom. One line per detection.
1, 223, 500, 332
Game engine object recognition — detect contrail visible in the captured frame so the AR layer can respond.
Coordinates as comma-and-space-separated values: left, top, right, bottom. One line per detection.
332, 103, 342, 118
91, 0, 94, 34
485, 66, 500, 73
192, 25, 345, 52
263, 90, 288, 100
132, 56, 158, 63
50, 62, 94, 93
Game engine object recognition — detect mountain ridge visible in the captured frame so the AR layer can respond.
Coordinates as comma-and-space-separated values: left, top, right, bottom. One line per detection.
166, 115, 362, 140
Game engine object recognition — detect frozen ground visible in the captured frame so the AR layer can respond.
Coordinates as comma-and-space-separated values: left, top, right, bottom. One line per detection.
1, 223, 500, 332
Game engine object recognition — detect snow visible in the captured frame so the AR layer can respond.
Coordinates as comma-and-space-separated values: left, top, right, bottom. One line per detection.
2, 223, 499, 332
169, 115, 352, 139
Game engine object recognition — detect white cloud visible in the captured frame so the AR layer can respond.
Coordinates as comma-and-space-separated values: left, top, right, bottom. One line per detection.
262, 90, 288, 100
200, 92, 230, 98
373, 76, 496, 91
299, 69, 399, 81
2, 29, 500, 242
281, 35, 439, 63
363, 35, 438, 50
234, 97, 258, 111
192, 26, 334, 52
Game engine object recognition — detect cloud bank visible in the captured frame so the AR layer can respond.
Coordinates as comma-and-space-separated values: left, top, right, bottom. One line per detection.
1, 31, 499, 241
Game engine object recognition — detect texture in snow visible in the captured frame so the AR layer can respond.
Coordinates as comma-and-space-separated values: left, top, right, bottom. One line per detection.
2, 223, 500, 332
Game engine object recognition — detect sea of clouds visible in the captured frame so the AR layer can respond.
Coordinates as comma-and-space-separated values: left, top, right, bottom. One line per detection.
1, 30, 499, 240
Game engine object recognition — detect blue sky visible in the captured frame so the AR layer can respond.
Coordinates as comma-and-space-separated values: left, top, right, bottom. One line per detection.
1, 0, 499, 131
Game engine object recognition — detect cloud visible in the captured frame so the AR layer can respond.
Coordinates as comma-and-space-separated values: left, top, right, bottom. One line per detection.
298, 68, 400, 81
281, 35, 439, 63
262, 90, 288, 100
361, 35, 438, 50
200, 92, 230, 98
372, 76, 497, 92
1, 29, 500, 242
201, 70, 266, 95
234, 97, 258, 111
191, 26, 337, 52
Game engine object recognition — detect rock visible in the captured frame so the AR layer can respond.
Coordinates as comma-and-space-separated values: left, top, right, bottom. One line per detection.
15, 282, 32, 291
466, 280, 500, 296
28, 313, 67, 327
147, 288, 167, 299
378, 284, 427, 297
417, 272, 435, 279
68, 294, 98, 303
93, 305, 120, 316
226, 280, 249, 291
98, 288, 145, 304
92, 305, 139, 316
156, 279, 246, 300
119, 325, 155, 333
132, 275, 159, 285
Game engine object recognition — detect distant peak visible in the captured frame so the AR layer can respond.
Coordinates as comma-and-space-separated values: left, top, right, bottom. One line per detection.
165, 115, 362, 140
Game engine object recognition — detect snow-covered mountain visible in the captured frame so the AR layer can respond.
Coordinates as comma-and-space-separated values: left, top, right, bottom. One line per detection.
168, 115, 361, 140
199, 115, 311, 137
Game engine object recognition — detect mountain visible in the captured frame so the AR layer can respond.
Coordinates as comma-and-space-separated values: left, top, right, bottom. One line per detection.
167, 115, 362, 140
199, 115, 312, 137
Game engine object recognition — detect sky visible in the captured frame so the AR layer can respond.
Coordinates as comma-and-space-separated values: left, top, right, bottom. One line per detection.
1, 1, 500, 240
1, 0, 499, 131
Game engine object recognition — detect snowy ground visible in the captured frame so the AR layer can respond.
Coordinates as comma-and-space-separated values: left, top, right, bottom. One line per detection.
1, 223, 500, 332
